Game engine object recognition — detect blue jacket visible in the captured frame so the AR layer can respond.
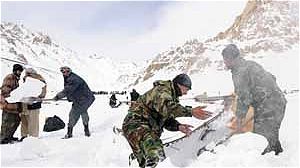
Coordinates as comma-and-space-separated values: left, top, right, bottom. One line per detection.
56, 72, 95, 108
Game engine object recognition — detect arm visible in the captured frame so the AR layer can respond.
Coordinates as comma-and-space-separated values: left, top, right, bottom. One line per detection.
1, 75, 16, 98
233, 71, 252, 119
163, 117, 181, 131
152, 89, 192, 118
36, 74, 47, 99
55, 76, 81, 99
165, 101, 192, 118
39, 85, 47, 99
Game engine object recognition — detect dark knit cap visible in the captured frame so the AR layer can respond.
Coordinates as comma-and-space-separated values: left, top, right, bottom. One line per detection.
172, 73, 192, 89
13, 64, 24, 72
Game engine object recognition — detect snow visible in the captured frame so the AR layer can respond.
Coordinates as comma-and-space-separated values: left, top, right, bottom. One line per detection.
0, 2, 299, 166
1, 45, 299, 166
6, 77, 45, 103
1, 92, 298, 167
0, 42, 298, 167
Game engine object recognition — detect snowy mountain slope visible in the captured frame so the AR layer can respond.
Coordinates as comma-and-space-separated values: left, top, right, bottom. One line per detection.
0, 0, 299, 167
1, 22, 143, 93
130, 0, 299, 94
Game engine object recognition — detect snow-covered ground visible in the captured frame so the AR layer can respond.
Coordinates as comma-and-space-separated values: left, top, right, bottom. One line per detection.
0, 43, 299, 167
0, 91, 298, 167
1, 47, 299, 166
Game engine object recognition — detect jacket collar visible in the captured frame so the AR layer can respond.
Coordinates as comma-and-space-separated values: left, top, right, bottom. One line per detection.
153, 80, 178, 98
231, 57, 246, 73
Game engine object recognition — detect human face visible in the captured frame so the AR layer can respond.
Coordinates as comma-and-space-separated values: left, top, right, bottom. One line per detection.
60, 69, 70, 76
223, 58, 234, 70
15, 70, 23, 77
178, 84, 190, 96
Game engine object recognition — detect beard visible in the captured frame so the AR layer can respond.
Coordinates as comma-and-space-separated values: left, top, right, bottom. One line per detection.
14, 72, 21, 78
174, 83, 182, 97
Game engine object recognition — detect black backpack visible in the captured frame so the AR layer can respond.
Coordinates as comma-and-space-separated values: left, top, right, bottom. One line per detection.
43, 115, 65, 132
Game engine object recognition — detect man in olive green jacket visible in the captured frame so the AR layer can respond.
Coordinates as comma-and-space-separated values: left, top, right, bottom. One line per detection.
222, 44, 287, 155
122, 74, 212, 168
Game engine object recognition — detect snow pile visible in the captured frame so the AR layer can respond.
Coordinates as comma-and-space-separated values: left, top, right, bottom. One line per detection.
6, 77, 45, 103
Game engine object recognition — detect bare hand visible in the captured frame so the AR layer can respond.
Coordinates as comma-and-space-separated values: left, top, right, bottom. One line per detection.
235, 118, 243, 133
192, 106, 213, 120
179, 124, 194, 136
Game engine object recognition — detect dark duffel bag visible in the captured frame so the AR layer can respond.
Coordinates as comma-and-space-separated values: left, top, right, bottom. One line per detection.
28, 102, 42, 110
43, 115, 65, 132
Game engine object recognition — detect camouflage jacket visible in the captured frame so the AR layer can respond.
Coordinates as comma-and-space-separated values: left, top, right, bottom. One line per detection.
127, 80, 192, 135
231, 57, 286, 119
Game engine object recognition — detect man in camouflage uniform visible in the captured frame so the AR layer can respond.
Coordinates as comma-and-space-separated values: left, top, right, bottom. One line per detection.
221, 44, 287, 155
122, 74, 212, 167
0, 64, 24, 144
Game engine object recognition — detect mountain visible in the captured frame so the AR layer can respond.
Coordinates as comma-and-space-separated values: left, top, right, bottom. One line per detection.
130, 0, 299, 90
0, 22, 143, 92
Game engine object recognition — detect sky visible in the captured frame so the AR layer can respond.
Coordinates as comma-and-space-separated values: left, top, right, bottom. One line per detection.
1, 1, 247, 61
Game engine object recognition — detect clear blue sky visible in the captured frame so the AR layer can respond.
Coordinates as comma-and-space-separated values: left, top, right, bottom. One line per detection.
1, 1, 247, 61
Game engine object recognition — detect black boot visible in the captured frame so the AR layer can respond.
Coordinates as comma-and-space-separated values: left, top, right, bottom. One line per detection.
261, 144, 272, 155
145, 156, 158, 168
274, 140, 283, 155
0, 138, 10, 144
18, 136, 27, 142
84, 124, 91, 137
11, 137, 19, 141
64, 127, 73, 139
261, 140, 283, 155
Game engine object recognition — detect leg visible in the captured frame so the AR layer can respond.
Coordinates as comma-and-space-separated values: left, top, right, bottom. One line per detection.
1, 112, 12, 143
20, 114, 29, 138
81, 110, 89, 126
28, 109, 40, 137
64, 105, 80, 138
142, 132, 166, 167
254, 97, 286, 155
68, 105, 81, 128
123, 123, 148, 168
5, 113, 21, 141
81, 109, 90, 136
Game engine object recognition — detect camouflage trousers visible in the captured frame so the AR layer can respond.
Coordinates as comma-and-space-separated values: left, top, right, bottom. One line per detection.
122, 113, 166, 168
0, 112, 21, 141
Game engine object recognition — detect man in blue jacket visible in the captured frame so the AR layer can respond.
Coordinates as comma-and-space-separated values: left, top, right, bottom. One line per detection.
54, 66, 95, 139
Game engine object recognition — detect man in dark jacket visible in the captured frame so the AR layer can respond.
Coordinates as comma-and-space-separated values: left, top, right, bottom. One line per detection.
221, 44, 287, 155
0, 64, 24, 144
54, 66, 95, 139
122, 74, 212, 167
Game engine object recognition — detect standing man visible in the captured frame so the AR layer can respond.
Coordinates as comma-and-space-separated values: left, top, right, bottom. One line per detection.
54, 66, 95, 139
20, 68, 47, 140
130, 89, 140, 101
221, 44, 287, 155
122, 74, 212, 167
0, 64, 24, 144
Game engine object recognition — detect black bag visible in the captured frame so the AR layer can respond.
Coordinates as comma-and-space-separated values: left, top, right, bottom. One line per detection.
27, 102, 42, 110
43, 115, 65, 132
